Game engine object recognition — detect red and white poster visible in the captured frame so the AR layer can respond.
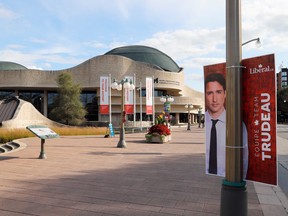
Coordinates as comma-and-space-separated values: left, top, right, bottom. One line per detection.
100, 76, 109, 114
124, 76, 134, 114
242, 54, 277, 185
203, 54, 277, 185
146, 77, 153, 115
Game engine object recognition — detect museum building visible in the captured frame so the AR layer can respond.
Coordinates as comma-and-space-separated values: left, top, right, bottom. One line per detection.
0, 45, 204, 126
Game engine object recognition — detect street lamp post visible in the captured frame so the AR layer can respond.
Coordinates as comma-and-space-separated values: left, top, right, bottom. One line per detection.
185, 104, 193, 130
136, 82, 143, 131
111, 78, 135, 148
160, 95, 174, 126
198, 107, 203, 128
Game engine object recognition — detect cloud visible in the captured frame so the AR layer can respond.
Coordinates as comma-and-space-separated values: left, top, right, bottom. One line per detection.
0, 4, 18, 19
30, 38, 47, 44
0, 49, 39, 68
134, 28, 227, 92
141, 29, 224, 55
0, 45, 84, 70
242, 0, 288, 51
83, 41, 110, 49
138, 28, 225, 72
1, 0, 287, 92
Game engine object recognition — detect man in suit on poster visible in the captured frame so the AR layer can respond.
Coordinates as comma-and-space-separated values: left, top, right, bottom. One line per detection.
205, 73, 248, 177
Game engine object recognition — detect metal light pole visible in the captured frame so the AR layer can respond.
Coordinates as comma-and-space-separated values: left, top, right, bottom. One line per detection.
137, 82, 143, 131
109, 74, 112, 124
133, 73, 136, 127
160, 95, 174, 126
111, 78, 135, 148
220, 0, 247, 215
198, 107, 202, 128
185, 104, 193, 130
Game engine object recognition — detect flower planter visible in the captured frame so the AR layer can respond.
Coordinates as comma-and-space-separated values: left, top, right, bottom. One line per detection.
145, 133, 171, 143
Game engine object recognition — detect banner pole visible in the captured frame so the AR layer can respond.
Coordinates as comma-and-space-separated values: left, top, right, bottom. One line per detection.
109, 74, 112, 124
220, 0, 247, 215
133, 73, 136, 127
152, 76, 155, 124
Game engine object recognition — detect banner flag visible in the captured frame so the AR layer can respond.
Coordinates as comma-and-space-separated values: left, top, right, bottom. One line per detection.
242, 54, 277, 185
203, 54, 277, 185
100, 76, 109, 114
146, 77, 153, 114
204, 63, 227, 177
124, 76, 134, 114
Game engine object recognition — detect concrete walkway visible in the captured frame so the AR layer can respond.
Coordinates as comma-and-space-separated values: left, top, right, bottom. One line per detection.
0, 125, 287, 215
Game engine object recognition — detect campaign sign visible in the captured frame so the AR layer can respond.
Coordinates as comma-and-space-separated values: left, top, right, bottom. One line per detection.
203, 54, 277, 185
242, 54, 277, 185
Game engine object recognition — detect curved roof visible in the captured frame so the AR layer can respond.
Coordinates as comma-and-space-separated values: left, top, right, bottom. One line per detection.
0, 61, 28, 70
105, 45, 181, 72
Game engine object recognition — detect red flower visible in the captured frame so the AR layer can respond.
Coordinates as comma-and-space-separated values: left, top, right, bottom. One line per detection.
148, 124, 171, 135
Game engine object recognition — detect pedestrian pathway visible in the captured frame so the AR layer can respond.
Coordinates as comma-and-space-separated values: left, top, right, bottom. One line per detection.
0, 125, 287, 215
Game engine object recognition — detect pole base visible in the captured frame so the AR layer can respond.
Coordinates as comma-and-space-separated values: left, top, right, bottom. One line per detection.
220, 180, 247, 216
117, 140, 127, 148
38, 153, 47, 159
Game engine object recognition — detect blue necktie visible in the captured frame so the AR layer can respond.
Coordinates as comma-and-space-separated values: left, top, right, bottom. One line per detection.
209, 119, 218, 174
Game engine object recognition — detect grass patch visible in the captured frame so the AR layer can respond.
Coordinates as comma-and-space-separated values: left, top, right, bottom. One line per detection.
0, 127, 107, 144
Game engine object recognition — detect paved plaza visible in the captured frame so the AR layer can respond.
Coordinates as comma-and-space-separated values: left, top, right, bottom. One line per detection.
0, 125, 287, 216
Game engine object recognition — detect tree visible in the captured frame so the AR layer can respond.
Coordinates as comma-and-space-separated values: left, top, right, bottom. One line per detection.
49, 72, 87, 125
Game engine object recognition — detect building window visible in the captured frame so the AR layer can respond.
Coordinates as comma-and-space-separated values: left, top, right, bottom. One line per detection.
282, 81, 287, 87
141, 89, 167, 97
47, 92, 58, 116
282, 77, 287, 81
0, 90, 15, 100
282, 71, 287, 76
48, 91, 98, 121
19, 90, 44, 114
81, 91, 98, 121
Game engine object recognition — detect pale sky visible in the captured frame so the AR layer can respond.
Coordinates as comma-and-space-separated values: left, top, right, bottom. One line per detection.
1, 0, 288, 92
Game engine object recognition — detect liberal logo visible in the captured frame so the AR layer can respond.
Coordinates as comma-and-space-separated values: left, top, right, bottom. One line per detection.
249, 64, 274, 74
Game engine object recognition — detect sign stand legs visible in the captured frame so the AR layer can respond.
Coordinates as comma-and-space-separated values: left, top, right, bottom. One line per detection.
39, 139, 47, 159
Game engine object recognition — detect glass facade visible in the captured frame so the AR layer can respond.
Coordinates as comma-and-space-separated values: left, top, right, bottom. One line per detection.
18, 90, 44, 113
81, 91, 98, 121
0, 90, 15, 100
47, 91, 58, 116
140, 89, 167, 97
47, 91, 98, 121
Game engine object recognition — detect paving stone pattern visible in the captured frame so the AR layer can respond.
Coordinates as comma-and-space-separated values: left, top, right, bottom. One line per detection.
0, 125, 286, 216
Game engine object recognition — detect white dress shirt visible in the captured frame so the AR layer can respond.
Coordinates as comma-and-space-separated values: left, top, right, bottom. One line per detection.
205, 109, 249, 178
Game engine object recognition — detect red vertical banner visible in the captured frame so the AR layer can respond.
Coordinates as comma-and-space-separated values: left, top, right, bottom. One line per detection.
242, 54, 277, 185
124, 76, 134, 114
100, 76, 109, 114
146, 77, 153, 115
